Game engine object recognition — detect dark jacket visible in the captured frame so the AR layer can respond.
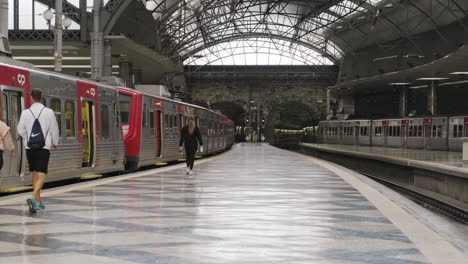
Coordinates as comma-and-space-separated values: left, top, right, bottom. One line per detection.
179, 126, 203, 148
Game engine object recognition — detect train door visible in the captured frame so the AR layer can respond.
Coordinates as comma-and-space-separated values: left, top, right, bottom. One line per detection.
81, 100, 95, 167
354, 126, 359, 145
423, 123, 431, 149
1, 90, 24, 176
156, 110, 162, 157
401, 123, 408, 147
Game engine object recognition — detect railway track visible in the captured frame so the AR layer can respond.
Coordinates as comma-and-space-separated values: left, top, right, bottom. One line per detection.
363, 174, 468, 224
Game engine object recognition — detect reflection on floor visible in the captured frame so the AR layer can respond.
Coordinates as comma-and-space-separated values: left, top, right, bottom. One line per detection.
0, 144, 430, 264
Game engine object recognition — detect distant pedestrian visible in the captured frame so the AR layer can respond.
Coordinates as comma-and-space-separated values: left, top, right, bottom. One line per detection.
0, 120, 15, 170
17, 88, 59, 213
179, 118, 203, 176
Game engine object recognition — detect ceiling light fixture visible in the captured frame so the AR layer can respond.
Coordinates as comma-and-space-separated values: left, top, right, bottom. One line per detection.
449, 72, 468, 75
416, 77, 449, 81
389, 82, 411, 86
409, 85, 428, 89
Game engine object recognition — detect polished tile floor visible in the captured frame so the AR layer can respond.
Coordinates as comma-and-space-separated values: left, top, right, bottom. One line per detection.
0, 144, 433, 263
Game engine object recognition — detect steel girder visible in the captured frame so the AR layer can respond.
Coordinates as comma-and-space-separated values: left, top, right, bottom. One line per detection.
8, 30, 81, 41
143, 0, 468, 65
35, 0, 82, 24
153, 0, 375, 64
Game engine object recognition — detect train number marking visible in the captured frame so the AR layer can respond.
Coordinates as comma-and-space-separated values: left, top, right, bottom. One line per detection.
17, 74, 26, 86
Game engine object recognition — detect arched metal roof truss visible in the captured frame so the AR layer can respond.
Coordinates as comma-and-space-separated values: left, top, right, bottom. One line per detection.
144, 0, 385, 65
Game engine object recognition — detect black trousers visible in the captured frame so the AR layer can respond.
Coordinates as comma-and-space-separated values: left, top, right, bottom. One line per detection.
185, 145, 197, 170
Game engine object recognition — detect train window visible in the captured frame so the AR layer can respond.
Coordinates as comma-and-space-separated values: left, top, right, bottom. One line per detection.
65, 101, 75, 137
417, 125, 422, 137
173, 115, 177, 129
458, 125, 463, 138
41, 98, 47, 107
149, 111, 154, 130
409, 126, 414, 137
2, 94, 7, 125
142, 104, 147, 127
360, 127, 367, 136
101, 105, 110, 138
375, 126, 382, 137
165, 114, 169, 128
432, 125, 437, 138
51, 99, 62, 137
465, 124, 468, 137
120, 103, 130, 125
397, 126, 401, 137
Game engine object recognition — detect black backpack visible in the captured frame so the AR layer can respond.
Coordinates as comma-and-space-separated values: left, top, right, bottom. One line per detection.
28, 107, 46, 150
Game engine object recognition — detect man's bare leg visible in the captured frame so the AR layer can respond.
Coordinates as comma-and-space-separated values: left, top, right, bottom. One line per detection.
32, 172, 46, 204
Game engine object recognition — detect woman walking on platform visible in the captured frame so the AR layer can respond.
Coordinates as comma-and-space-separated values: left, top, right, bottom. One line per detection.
179, 118, 203, 175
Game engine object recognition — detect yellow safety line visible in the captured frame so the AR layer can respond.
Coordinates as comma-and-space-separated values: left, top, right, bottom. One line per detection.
195, 156, 203, 159
80, 174, 103, 180
177, 159, 187, 162
155, 162, 168, 166
0, 186, 33, 193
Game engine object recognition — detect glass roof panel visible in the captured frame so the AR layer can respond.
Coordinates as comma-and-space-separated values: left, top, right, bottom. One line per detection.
184, 38, 335, 66
147, 0, 378, 65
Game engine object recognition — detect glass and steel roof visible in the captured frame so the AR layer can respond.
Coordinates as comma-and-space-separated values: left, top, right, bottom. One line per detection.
144, 0, 386, 65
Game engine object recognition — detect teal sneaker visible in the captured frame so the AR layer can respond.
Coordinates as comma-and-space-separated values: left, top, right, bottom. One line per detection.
36, 203, 46, 210
26, 198, 37, 214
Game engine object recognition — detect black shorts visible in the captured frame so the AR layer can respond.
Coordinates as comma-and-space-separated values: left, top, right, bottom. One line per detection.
26, 149, 50, 174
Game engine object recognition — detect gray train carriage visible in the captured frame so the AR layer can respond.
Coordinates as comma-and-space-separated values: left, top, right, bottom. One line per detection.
161, 100, 180, 162
425, 117, 449, 151
371, 120, 388, 147
0, 66, 125, 191
354, 120, 372, 146
321, 120, 341, 144
406, 118, 424, 149
386, 119, 405, 148
138, 95, 161, 167
407, 117, 448, 150
341, 120, 355, 145
448, 116, 468, 151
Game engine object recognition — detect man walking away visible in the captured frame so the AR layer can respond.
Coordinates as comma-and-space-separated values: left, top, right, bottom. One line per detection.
17, 88, 59, 213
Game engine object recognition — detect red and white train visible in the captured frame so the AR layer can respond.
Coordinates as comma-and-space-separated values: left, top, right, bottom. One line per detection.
0, 59, 234, 191
319, 116, 468, 151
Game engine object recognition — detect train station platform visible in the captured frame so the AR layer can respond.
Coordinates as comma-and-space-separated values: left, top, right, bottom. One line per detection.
0, 143, 467, 264
300, 143, 468, 214
301, 143, 468, 177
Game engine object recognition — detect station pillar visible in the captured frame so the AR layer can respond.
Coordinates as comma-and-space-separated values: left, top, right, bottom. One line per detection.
103, 38, 112, 77
0, 0, 11, 55
399, 85, 408, 118
427, 81, 438, 115
91, 0, 103, 79
119, 61, 134, 88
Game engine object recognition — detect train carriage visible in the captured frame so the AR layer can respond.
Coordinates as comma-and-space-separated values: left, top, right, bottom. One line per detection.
117, 87, 233, 170
341, 120, 355, 145
354, 120, 372, 146
386, 119, 405, 148
0, 63, 125, 191
0, 60, 234, 192
425, 117, 449, 151
320, 120, 341, 144
372, 120, 388, 147
448, 116, 468, 151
